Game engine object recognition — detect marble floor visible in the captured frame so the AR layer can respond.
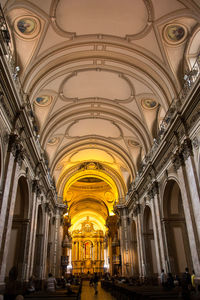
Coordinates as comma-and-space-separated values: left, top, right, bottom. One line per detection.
81, 280, 116, 300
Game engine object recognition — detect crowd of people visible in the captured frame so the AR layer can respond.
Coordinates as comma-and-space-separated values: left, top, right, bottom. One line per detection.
4, 266, 200, 299
101, 267, 199, 300
160, 267, 197, 299
12, 272, 81, 297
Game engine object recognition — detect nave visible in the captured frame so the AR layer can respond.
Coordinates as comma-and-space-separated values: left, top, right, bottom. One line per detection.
81, 281, 115, 300
0, 0, 200, 298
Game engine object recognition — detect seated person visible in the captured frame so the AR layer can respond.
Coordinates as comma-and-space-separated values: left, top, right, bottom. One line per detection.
26, 276, 35, 293
46, 273, 57, 292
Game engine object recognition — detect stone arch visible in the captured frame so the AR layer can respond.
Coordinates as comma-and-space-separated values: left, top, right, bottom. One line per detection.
6, 176, 29, 280
163, 180, 192, 274
143, 205, 158, 276
185, 25, 200, 69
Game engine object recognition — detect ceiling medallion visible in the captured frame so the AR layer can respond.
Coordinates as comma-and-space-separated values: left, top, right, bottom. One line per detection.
14, 16, 40, 39
163, 24, 187, 45
35, 95, 52, 107
141, 99, 157, 110
47, 137, 59, 145
104, 191, 114, 203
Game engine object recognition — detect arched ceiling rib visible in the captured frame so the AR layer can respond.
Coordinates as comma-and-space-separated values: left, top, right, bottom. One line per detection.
3, 0, 200, 212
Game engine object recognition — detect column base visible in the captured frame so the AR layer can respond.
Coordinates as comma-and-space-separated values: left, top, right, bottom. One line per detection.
0, 281, 5, 294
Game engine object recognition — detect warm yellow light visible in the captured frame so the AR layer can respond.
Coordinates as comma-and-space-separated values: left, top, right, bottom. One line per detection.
63, 169, 118, 209
109, 211, 115, 216
70, 149, 114, 163
69, 211, 107, 233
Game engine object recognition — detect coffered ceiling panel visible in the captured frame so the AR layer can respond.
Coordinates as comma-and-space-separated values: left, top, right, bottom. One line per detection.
62, 70, 132, 101
55, 0, 148, 37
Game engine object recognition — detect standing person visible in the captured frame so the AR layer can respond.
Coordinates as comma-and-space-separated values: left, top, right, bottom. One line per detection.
26, 276, 35, 293
93, 272, 99, 295
181, 267, 191, 300
191, 270, 195, 290
46, 273, 57, 292
166, 273, 174, 289
160, 269, 167, 287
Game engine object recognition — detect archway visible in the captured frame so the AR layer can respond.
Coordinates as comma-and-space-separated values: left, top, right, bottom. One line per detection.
6, 176, 29, 280
143, 206, 158, 276
163, 180, 192, 274
62, 168, 119, 275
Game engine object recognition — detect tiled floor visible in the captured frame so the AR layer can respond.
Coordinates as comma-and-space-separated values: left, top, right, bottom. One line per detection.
81, 280, 116, 300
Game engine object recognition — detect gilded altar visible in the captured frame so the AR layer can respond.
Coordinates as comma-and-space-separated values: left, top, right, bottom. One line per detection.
71, 217, 105, 274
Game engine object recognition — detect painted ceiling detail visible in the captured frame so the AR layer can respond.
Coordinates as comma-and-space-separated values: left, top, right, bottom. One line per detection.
163, 24, 187, 45
35, 95, 52, 106
4, 0, 200, 233
47, 137, 60, 145
14, 15, 40, 39
141, 99, 158, 110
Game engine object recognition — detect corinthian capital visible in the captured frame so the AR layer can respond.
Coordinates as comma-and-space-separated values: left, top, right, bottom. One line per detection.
152, 181, 159, 196
8, 134, 25, 166
172, 151, 184, 171
181, 138, 193, 160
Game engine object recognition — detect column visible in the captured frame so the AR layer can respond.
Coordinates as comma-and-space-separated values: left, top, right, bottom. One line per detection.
98, 241, 101, 260
77, 241, 79, 260
181, 138, 200, 241
151, 182, 167, 271
118, 207, 129, 276
148, 189, 161, 275
126, 216, 134, 276
41, 204, 50, 279
172, 148, 200, 276
94, 241, 97, 261
0, 134, 24, 286
73, 241, 76, 261
135, 205, 146, 277
24, 180, 40, 280
79, 241, 82, 261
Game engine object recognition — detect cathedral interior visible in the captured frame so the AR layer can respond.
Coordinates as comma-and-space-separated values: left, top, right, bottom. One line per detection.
0, 0, 200, 294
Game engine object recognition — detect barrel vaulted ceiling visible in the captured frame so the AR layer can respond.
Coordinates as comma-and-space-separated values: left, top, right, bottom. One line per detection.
3, 0, 200, 211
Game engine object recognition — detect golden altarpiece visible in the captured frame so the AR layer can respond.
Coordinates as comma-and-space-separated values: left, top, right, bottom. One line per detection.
71, 216, 104, 274
62, 214, 121, 275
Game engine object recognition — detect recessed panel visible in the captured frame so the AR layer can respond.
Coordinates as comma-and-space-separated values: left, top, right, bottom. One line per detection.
56, 0, 148, 37
68, 119, 120, 138
63, 71, 131, 100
